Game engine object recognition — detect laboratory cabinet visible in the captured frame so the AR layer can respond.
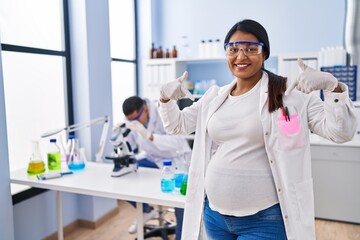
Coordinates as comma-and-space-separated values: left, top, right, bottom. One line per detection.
311, 139, 360, 223
142, 58, 225, 100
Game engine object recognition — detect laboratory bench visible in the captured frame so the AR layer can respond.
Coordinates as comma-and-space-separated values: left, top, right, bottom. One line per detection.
10, 162, 185, 240
310, 134, 360, 224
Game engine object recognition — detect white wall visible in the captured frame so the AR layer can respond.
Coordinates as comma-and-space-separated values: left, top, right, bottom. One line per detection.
137, 0, 346, 93
152, 0, 345, 58
0, 34, 15, 240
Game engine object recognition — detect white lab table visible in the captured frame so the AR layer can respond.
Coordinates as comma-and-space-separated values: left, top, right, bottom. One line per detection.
10, 162, 185, 240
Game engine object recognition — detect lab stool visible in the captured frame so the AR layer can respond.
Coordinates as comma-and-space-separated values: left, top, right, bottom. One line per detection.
136, 206, 176, 240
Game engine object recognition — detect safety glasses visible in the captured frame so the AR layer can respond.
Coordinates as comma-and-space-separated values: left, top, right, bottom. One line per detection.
127, 106, 145, 121
224, 41, 264, 57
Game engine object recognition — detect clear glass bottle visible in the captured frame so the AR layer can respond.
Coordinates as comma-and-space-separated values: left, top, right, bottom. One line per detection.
27, 140, 45, 175
68, 137, 85, 170
180, 174, 188, 195
47, 138, 61, 171
174, 154, 187, 189
180, 153, 190, 196
161, 160, 175, 193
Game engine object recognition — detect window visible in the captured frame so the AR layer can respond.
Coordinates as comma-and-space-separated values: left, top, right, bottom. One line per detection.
0, 0, 72, 196
108, 0, 137, 124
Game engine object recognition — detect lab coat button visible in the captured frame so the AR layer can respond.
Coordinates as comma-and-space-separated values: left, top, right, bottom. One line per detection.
334, 99, 339, 103
284, 215, 288, 220
278, 188, 281, 192
270, 160, 273, 164
265, 132, 269, 136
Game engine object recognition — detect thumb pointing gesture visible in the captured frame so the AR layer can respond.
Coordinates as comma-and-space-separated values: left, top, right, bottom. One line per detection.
160, 71, 195, 101
285, 58, 337, 95
285, 58, 307, 96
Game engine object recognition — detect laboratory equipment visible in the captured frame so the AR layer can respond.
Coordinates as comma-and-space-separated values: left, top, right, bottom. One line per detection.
41, 116, 110, 162
174, 153, 188, 189
175, 152, 189, 195
37, 171, 73, 180
180, 175, 188, 195
47, 138, 61, 171
27, 140, 46, 175
161, 160, 175, 193
106, 123, 137, 177
67, 137, 85, 170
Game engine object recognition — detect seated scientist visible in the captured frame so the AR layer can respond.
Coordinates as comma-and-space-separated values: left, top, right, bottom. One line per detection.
115, 96, 191, 240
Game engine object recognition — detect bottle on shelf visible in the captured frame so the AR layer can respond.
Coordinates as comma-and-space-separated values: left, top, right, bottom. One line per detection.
27, 140, 46, 175
198, 40, 206, 58
150, 42, 156, 59
205, 39, 213, 58
47, 138, 61, 171
214, 39, 223, 58
172, 45, 178, 58
165, 48, 170, 58
160, 159, 175, 193
157, 46, 164, 58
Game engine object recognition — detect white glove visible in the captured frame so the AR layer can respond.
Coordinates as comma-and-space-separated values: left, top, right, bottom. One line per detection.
285, 58, 338, 96
126, 121, 152, 140
160, 71, 195, 101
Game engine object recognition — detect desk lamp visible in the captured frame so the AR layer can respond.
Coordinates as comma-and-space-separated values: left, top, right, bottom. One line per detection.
41, 116, 110, 162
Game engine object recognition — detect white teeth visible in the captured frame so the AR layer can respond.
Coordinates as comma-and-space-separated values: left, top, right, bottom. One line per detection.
236, 64, 247, 67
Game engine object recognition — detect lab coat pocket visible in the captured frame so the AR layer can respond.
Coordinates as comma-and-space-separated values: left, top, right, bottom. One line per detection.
277, 113, 305, 150
295, 179, 315, 227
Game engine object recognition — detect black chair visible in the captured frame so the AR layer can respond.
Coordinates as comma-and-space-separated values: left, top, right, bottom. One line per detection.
136, 206, 176, 240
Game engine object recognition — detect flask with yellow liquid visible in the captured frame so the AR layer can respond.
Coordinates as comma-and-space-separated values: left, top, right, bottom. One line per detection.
27, 140, 45, 175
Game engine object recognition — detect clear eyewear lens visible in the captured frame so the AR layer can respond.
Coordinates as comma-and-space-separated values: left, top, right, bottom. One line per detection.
225, 42, 263, 57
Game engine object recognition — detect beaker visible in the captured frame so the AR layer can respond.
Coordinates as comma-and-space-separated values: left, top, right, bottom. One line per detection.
27, 140, 46, 175
67, 138, 85, 170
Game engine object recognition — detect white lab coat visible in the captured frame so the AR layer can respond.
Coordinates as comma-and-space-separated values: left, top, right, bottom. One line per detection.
158, 72, 357, 240
127, 98, 191, 168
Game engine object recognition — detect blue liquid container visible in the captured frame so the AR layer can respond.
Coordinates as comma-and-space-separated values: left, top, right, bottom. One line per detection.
68, 162, 85, 170
161, 160, 175, 193
174, 173, 184, 188
161, 178, 175, 193
67, 137, 85, 170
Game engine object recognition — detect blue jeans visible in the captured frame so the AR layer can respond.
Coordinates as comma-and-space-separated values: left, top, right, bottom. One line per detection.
204, 198, 287, 240
129, 159, 184, 240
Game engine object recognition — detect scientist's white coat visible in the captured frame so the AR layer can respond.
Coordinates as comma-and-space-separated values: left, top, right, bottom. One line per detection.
159, 72, 357, 240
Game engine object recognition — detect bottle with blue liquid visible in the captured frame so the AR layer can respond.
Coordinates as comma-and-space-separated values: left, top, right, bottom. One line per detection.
161, 160, 175, 193
67, 136, 85, 170
174, 153, 187, 189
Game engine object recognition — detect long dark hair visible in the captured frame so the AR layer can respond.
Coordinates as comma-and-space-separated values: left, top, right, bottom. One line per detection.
225, 19, 287, 113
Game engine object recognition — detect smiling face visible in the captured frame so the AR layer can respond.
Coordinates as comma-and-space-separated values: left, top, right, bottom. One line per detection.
226, 31, 265, 84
